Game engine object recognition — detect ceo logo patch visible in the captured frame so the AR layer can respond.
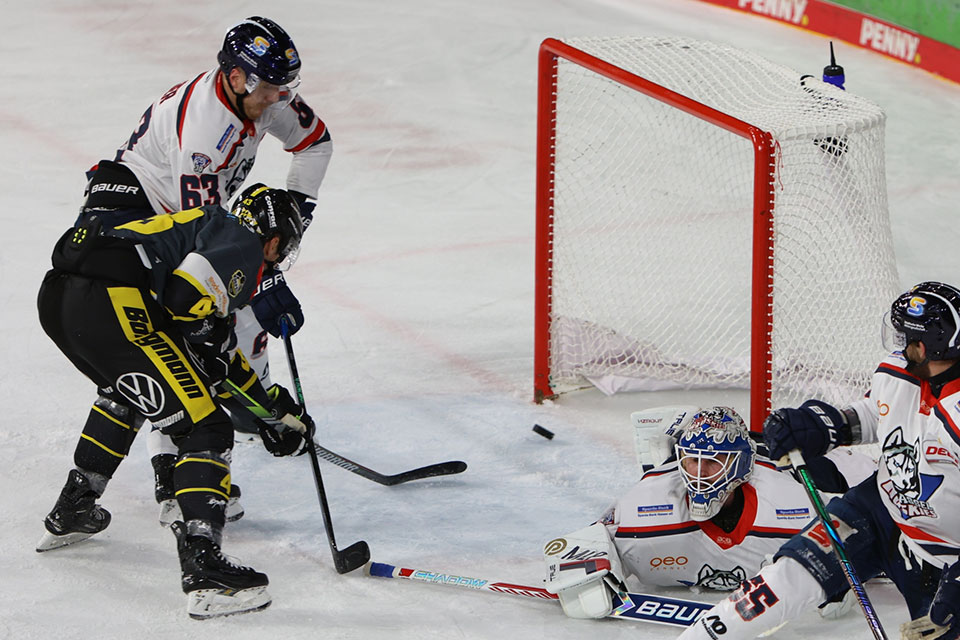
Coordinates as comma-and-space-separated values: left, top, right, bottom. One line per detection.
228, 270, 245, 298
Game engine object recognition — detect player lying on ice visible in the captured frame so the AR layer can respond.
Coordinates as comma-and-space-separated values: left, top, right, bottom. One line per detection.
37, 185, 314, 619
673, 282, 960, 640
542, 405, 875, 622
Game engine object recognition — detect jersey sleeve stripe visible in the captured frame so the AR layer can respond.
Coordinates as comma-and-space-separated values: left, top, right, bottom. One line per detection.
285, 118, 329, 153
876, 361, 921, 386
176, 73, 206, 150
615, 522, 700, 538
933, 405, 960, 447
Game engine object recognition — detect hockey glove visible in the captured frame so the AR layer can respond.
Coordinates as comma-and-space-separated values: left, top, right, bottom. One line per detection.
544, 522, 627, 619
183, 316, 237, 387
763, 400, 850, 461
288, 190, 316, 230
252, 268, 304, 338
930, 560, 960, 632
258, 384, 313, 456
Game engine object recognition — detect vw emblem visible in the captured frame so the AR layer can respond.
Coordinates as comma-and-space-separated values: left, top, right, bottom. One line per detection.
116, 372, 165, 417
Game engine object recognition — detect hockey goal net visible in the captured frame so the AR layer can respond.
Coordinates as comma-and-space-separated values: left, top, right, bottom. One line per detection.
534, 37, 900, 428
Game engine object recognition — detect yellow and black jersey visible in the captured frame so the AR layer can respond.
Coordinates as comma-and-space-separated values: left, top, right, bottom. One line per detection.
103, 206, 265, 328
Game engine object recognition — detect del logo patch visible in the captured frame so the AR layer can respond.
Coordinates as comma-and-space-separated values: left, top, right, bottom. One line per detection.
228, 270, 245, 298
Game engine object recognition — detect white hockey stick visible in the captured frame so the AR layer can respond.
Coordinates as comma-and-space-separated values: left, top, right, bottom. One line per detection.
367, 561, 712, 627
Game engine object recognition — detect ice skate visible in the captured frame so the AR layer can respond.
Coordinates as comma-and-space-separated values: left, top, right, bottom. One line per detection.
172, 521, 270, 619
36, 469, 111, 552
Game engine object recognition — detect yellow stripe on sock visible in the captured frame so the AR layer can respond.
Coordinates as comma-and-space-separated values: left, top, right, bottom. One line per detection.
80, 433, 125, 459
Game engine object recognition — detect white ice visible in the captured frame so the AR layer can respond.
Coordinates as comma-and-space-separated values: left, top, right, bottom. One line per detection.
2, 0, 958, 638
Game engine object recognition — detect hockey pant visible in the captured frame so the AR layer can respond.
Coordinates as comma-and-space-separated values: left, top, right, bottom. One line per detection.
38, 270, 235, 528
147, 305, 268, 456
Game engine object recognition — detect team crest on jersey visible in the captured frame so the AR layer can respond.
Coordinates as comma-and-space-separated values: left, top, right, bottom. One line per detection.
228, 270, 246, 298
192, 152, 212, 174
880, 427, 943, 519
678, 564, 748, 591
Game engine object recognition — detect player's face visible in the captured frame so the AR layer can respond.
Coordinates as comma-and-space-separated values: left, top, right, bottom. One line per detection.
680, 453, 728, 486
242, 81, 284, 120
263, 236, 281, 263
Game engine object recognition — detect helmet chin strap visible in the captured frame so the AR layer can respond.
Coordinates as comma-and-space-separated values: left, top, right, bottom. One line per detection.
224, 71, 253, 121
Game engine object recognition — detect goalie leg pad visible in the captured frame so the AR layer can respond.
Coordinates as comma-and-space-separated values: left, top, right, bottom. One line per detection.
631, 405, 699, 469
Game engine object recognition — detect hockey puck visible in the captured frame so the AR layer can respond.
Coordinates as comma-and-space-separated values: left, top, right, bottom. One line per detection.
532, 424, 554, 440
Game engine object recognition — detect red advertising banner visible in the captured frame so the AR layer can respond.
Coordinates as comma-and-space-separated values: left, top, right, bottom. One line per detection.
697, 0, 960, 85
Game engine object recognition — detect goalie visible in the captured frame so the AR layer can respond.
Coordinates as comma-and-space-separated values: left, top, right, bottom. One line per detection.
542, 406, 872, 620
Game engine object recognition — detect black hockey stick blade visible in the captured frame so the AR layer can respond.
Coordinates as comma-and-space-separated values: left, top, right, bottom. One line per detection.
380, 460, 467, 486
313, 442, 467, 486
334, 540, 372, 574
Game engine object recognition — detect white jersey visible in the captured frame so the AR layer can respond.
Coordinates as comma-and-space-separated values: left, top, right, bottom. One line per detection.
850, 351, 960, 566
604, 461, 813, 590
112, 68, 332, 213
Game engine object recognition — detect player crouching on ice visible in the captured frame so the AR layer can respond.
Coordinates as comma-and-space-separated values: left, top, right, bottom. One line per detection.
676, 282, 960, 640
543, 406, 870, 621
36, 185, 313, 619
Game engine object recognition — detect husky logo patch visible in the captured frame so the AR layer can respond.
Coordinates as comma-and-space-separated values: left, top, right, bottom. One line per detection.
192, 152, 212, 174
678, 564, 748, 591
880, 427, 943, 519
228, 270, 245, 298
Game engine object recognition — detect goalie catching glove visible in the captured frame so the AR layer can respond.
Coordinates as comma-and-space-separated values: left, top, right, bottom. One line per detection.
258, 384, 314, 457
543, 522, 628, 619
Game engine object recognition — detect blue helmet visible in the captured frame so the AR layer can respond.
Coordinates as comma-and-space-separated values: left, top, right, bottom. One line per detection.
217, 17, 301, 90
884, 282, 960, 361
675, 407, 756, 521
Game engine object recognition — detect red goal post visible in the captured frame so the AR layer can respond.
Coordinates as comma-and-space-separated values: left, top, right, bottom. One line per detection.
533, 37, 899, 429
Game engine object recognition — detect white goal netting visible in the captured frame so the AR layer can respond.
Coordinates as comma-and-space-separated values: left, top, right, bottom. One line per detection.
539, 37, 900, 415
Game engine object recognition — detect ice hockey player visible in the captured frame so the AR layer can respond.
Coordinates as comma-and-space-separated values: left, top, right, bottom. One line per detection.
676, 282, 960, 640
37, 185, 313, 618
77, 16, 332, 524
543, 406, 866, 620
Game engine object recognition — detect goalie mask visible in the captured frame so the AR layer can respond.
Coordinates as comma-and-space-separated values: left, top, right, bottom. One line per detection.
676, 407, 756, 521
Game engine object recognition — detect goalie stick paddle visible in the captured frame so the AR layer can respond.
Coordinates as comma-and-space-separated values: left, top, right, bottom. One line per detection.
789, 450, 889, 640
221, 382, 467, 486
281, 318, 370, 574
367, 561, 712, 627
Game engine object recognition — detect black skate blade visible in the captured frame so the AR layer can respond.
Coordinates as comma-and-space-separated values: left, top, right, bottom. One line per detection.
334, 541, 371, 574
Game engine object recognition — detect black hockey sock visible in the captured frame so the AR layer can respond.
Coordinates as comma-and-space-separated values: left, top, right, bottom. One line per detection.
173, 450, 230, 531
73, 396, 142, 478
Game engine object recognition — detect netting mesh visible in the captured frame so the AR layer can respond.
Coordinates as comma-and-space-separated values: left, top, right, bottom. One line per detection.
544, 37, 900, 410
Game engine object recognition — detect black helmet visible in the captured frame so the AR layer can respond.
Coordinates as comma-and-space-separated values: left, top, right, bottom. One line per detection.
231, 184, 304, 271
217, 17, 301, 88
887, 281, 960, 360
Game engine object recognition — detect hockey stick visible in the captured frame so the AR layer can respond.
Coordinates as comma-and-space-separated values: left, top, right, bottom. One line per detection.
312, 446, 467, 486
281, 318, 370, 574
222, 382, 466, 485
367, 561, 712, 627
789, 450, 889, 640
